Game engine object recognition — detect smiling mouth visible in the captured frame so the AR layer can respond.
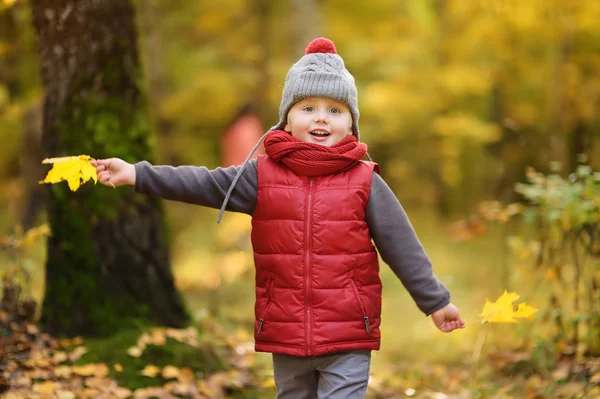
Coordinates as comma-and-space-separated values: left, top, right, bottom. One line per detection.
310, 130, 331, 137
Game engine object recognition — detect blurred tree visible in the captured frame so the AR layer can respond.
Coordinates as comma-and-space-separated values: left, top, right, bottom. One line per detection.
30, 0, 188, 336
19, 100, 44, 230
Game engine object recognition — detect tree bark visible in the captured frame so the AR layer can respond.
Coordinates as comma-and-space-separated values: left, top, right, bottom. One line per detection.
30, 0, 188, 336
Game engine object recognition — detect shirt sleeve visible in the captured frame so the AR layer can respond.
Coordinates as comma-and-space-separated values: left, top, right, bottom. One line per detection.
133, 159, 258, 216
366, 172, 451, 316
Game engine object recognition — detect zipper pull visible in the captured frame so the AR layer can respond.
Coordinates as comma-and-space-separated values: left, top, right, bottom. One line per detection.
258, 318, 264, 334
364, 316, 370, 333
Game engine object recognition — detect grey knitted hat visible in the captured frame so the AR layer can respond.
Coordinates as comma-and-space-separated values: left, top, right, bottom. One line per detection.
272, 37, 360, 139
217, 38, 363, 224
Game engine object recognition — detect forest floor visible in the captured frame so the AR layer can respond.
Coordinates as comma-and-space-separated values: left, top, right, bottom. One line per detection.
1, 314, 599, 399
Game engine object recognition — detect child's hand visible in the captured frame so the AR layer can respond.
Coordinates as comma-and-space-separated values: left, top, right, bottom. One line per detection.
91, 158, 136, 187
431, 303, 466, 333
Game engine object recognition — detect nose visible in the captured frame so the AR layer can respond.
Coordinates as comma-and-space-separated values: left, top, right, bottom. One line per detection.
313, 108, 328, 123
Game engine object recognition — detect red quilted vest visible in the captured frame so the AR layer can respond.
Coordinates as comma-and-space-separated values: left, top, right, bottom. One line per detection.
251, 156, 382, 357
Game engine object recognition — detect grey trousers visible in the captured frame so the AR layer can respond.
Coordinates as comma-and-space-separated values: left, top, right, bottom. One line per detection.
272, 350, 371, 399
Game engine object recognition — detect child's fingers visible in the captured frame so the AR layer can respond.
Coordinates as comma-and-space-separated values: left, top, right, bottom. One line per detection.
97, 171, 111, 184
92, 159, 112, 170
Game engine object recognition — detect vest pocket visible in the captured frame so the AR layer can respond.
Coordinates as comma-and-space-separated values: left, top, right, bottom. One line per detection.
349, 275, 370, 333
257, 278, 275, 334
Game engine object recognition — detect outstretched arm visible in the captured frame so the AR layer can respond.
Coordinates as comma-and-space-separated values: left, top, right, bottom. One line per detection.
91, 158, 259, 215
366, 173, 465, 332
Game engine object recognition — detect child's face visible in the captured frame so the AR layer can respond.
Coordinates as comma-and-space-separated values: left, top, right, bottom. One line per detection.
284, 97, 353, 147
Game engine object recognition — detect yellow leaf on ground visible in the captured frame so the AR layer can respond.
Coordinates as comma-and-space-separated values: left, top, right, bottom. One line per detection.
164, 381, 194, 396
93, 363, 109, 378
60, 336, 84, 348
53, 351, 68, 364
55, 390, 76, 399
39, 155, 97, 191
68, 346, 88, 362
25, 323, 39, 335
197, 380, 219, 397
132, 387, 173, 398
72, 364, 97, 377
177, 367, 195, 385
137, 333, 152, 347
84, 376, 112, 388
479, 290, 538, 323
150, 328, 167, 346
110, 386, 133, 399
12, 377, 31, 387
33, 381, 61, 394
162, 365, 180, 379
54, 366, 72, 378
75, 388, 102, 399
140, 364, 161, 377
127, 346, 143, 357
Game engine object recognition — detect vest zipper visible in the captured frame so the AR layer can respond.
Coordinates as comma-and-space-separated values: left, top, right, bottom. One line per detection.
350, 276, 370, 333
257, 278, 274, 334
304, 179, 314, 355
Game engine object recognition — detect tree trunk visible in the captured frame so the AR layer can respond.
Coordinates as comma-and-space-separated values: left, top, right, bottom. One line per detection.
30, 0, 188, 336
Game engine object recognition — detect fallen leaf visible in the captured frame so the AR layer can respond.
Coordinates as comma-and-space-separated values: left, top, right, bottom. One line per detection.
551, 363, 570, 381
25, 323, 39, 335
33, 381, 61, 394
54, 366, 72, 378
110, 386, 133, 399
114, 363, 124, 372
150, 328, 166, 346
53, 351, 68, 364
75, 388, 102, 398
93, 363, 109, 378
55, 390, 76, 399
127, 346, 143, 357
59, 336, 83, 348
164, 381, 195, 396
137, 333, 151, 347
480, 290, 538, 323
197, 380, 219, 397
72, 364, 97, 377
177, 367, 195, 385
1, 393, 27, 399
23, 359, 52, 369
140, 364, 161, 378
68, 346, 88, 362
162, 365, 180, 379
84, 376, 112, 388
132, 386, 177, 399
11, 377, 32, 387
556, 381, 585, 396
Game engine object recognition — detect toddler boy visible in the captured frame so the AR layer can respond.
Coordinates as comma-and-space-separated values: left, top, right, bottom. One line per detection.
93, 37, 465, 399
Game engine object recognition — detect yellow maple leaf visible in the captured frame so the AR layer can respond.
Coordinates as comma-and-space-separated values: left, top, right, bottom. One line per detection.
479, 290, 538, 323
39, 155, 97, 191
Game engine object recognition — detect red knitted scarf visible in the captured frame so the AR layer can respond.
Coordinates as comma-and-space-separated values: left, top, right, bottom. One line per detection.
263, 130, 368, 177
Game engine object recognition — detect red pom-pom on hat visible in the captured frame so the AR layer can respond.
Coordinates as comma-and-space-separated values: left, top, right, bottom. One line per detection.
305, 37, 337, 55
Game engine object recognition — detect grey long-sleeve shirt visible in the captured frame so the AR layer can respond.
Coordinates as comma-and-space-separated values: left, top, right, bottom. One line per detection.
134, 159, 450, 315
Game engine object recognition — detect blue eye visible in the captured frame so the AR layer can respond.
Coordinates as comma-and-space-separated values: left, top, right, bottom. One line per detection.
330, 108, 340, 114
303, 106, 314, 112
